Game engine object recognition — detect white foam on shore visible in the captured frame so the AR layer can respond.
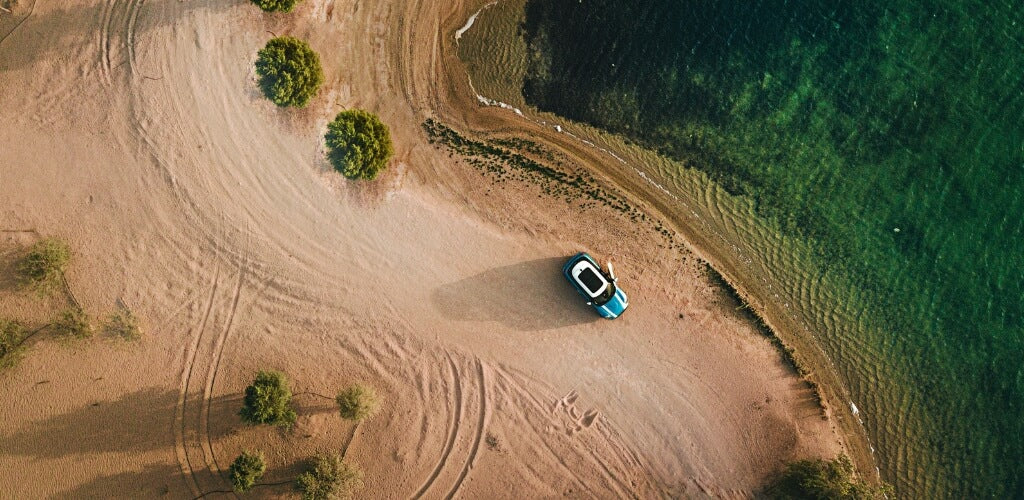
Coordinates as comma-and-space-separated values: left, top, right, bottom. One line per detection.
455, 1, 498, 42
457, 2, 680, 207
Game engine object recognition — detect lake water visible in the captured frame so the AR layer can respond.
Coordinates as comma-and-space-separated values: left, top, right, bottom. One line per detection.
461, 0, 1024, 496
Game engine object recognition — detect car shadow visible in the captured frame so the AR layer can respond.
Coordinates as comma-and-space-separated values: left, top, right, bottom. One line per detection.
431, 257, 598, 331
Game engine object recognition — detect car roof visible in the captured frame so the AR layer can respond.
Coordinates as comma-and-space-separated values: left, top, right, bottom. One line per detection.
570, 259, 608, 298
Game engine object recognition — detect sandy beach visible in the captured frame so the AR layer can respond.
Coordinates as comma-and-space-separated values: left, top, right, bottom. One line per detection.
1, 0, 862, 497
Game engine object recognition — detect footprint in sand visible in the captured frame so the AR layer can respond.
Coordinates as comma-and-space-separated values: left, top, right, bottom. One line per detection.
554, 390, 600, 436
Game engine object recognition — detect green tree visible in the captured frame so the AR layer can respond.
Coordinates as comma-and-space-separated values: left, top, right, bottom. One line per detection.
336, 384, 378, 421
250, 0, 301, 13
296, 452, 362, 500
324, 110, 394, 180
765, 455, 891, 499
240, 370, 297, 427
17, 238, 70, 294
255, 37, 324, 108
229, 450, 266, 493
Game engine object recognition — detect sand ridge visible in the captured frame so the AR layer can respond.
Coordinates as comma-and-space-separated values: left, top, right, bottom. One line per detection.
1, 0, 847, 497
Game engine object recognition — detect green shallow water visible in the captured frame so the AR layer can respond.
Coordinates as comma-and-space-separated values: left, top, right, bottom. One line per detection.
461, 0, 1024, 497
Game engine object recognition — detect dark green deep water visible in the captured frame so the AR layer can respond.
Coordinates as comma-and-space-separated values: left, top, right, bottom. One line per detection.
520, 0, 1024, 497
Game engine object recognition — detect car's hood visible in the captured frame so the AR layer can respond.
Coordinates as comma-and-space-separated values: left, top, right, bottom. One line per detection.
596, 288, 629, 318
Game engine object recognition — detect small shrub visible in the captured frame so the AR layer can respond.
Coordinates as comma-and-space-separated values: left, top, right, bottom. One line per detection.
104, 310, 141, 341
240, 370, 297, 427
255, 37, 324, 108
52, 308, 93, 339
336, 384, 378, 421
250, 0, 301, 12
229, 450, 266, 493
296, 452, 362, 500
485, 433, 500, 450
0, 319, 26, 369
17, 238, 70, 294
325, 110, 394, 180
765, 455, 891, 499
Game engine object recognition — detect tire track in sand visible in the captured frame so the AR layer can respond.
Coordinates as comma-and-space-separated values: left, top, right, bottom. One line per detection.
178, 259, 270, 495
444, 360, 488, 500
174, 267, 220, 497
199, 268, 244, 477
123, 0, 144, 76
411, 354, 463, 499
96, 0, 144, 84
97, 0, 119, 84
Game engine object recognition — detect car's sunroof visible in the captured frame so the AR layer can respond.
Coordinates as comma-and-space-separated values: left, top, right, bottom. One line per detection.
578, 267, 604, 293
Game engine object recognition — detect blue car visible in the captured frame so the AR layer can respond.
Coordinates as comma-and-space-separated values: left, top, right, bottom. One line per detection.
562, 252, 629, 319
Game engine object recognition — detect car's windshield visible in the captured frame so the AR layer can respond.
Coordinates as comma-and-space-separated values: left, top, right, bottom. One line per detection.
577, 267, 605, 294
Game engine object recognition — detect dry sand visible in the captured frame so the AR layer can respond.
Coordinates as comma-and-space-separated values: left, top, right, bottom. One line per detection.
1, 0, 853, 497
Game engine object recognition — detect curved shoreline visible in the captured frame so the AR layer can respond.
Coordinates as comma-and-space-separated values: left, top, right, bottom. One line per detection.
416, 0, 879, 481
0, 0, 875, 495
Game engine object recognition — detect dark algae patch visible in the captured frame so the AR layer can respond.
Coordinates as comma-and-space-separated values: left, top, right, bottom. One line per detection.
522, 0, 1023, 497
422, 118, 686, 251
702, 263, 824, 410
423, 119, 632, 212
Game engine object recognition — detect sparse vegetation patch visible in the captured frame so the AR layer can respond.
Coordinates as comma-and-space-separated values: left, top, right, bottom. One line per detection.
422, 119, 692, 253
250, 0, 301, 13
104, 309, 141, 341
17, 238, 70, 294
336, 384, 378, 421
765, 455, 891, 499
255, 36, 324, 108
0, 319, 26, 369
52, 308, 93, 339
296, 452, 362, 500
702, 262, 823, 410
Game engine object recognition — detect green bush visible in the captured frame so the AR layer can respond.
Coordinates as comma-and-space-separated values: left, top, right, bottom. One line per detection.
325, 110, 394, 180
52, 308, 93, 339
250, 0, 301, 13
17, 238, 70, 294
296, 452, 362, 500
240, 370, 297, 427
103, 310, 141, 341
229, 450, 266, 493
255, 37, 324, 108
336, 384, 378, 421
0, 319, 26, 369
765, 455, 891, 499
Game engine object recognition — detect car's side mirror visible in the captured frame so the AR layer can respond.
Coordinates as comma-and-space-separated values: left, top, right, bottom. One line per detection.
586, 301, 593, 306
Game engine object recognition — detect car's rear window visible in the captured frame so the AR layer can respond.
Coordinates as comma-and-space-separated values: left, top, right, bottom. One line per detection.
578, 267, 605, 293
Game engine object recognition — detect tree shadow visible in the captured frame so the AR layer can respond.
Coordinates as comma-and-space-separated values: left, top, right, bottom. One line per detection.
293, 396, 340, 417
207, 390, 248, 439
250, 457, 308, 496
54, 462, 184, 498
431, 257, 597, 331
0, 236, 28, 292
0, 387, 240, 457
0, 0, 240, 73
